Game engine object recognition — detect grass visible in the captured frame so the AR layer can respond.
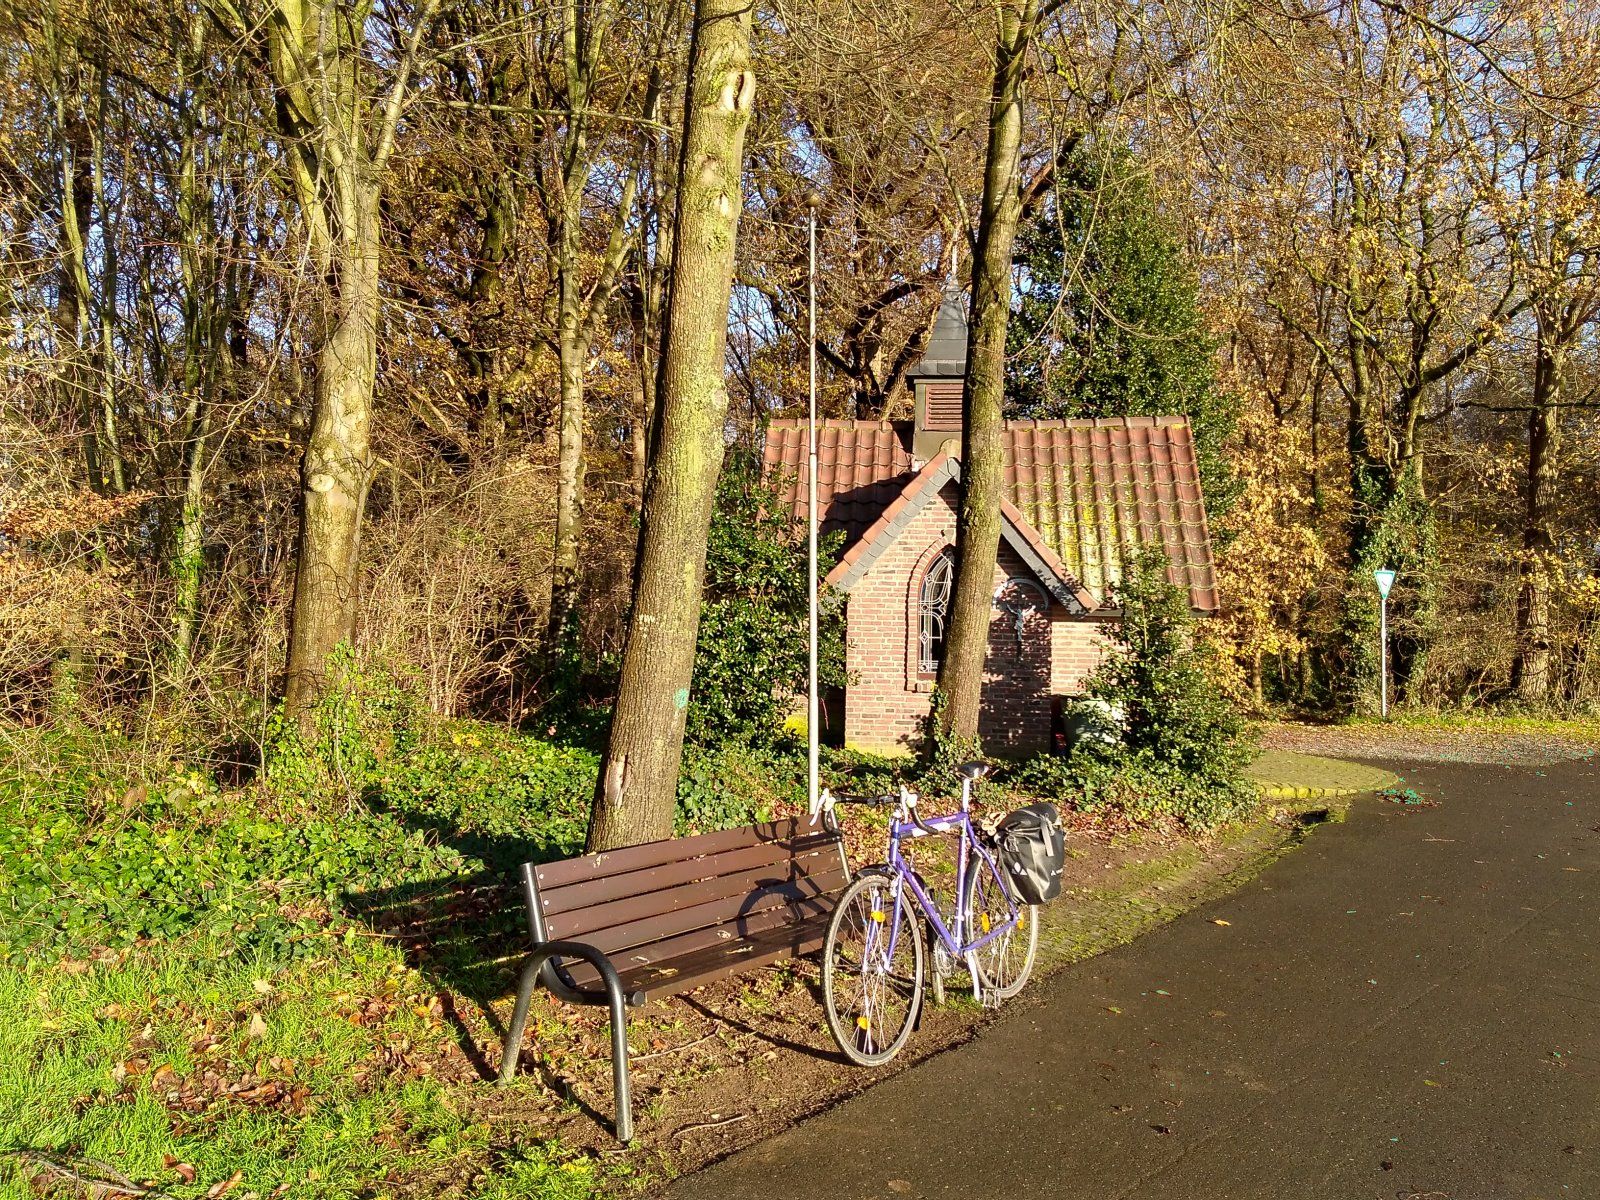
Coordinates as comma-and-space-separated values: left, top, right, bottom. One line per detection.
0, 929, 625, 1200
0, 718, 652, 1200
1352, 708, 1600, 737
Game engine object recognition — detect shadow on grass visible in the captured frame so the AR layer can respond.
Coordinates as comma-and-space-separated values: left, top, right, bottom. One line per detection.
338, 799, 578, 1084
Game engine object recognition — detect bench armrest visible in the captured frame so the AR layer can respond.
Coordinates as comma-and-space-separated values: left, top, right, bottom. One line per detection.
499, 937, 635, 1142
533, 938, 628, 1007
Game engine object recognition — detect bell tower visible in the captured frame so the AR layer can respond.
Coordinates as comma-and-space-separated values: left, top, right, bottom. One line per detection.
907, 285, 969, 463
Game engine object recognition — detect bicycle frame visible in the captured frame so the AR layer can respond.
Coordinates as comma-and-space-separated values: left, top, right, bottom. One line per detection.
885, 810, 1019, 959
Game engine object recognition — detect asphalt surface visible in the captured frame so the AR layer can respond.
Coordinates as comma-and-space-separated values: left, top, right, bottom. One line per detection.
665, 756, 1599, 1200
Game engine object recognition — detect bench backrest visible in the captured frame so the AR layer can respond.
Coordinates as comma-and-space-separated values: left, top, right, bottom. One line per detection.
525, 818, 848, 989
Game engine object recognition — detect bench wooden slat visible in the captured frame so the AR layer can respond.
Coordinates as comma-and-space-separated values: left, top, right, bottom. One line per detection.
539, 836, 803, 918
534, 820, 802, 890
543, 844, 842, 941
614, 913, 832, 1003
561, 871, 844, 992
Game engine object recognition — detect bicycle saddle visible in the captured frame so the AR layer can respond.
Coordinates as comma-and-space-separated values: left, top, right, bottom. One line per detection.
955, 760, 992, 781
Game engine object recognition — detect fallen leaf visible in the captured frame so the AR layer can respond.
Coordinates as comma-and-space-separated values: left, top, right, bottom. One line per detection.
206, 1170, 243, 1199
1211, 919, 1231, 926
248, 1014, 268, 1040
887, 1181, 912, 1194
1105, 1006, 1122, 1015
252, 978, 273, 995
162, 1158, 198, 1184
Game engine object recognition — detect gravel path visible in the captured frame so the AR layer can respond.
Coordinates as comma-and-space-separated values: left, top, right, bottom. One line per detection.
1259, 719, 1599, 766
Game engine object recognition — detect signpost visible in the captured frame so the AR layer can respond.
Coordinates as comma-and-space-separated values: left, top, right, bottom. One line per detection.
1373, 568, 1396, 719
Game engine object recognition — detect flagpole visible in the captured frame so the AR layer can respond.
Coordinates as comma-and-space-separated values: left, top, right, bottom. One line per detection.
807, 207, 820, 818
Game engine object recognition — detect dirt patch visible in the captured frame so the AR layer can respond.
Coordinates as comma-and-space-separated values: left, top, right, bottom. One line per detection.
430, 806, 1325, 1195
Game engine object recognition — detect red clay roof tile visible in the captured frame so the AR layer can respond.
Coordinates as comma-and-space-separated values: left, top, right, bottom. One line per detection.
762, 415, 1219, 613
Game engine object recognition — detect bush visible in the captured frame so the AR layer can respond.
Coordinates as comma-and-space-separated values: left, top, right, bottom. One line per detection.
1010, 551, 1256, 828
689, 452, 846, 748
1090, 551, 1255, 781
0, 689, 819, 962
371, 721, 600, 866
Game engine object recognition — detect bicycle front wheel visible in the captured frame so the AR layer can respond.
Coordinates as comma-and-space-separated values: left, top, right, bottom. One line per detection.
822, 871, 925, 1066
964, 855, 1039, 1002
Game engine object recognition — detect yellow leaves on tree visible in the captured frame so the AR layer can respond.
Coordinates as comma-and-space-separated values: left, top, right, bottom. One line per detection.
1210, 405, 1326, 708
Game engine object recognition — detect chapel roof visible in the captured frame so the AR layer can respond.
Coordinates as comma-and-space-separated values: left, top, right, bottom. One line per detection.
761, 414, 1219, 612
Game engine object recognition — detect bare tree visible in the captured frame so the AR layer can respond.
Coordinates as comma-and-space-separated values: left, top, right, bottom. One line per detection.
222, 0, 439, 722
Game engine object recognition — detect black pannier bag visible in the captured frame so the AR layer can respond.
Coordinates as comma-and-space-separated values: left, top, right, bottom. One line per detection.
995, 802, 1065, 905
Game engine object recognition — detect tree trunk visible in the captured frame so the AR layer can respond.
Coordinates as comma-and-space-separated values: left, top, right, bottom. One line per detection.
284, 189, 381, 717
549, 3, 649, 643
549, 0, 595, 644
171, 399, 211, 675
550, 252, 587, 644
1510, 337, 1562, 704
935, 0, 1038, 742
587, 0, 754, 851
265, 0, 435, 724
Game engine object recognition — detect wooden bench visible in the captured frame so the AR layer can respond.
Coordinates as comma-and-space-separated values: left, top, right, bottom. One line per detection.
497, 817, 851, 1141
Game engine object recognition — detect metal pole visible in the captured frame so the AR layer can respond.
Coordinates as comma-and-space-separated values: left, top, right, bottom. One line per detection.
807, 208, 820, 816
1379, 593, 1389, 719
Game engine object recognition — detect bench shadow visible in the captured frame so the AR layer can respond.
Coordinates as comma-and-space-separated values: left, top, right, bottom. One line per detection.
677, 993, 841, 1064
338, 800, 570, 1084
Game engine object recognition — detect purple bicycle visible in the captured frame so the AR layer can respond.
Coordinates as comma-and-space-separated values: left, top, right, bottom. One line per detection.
816, 761, 1039, 1066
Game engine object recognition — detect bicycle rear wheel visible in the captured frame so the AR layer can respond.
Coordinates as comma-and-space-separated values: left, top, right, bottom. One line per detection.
963, 855, 1039, 1002
822, 871, 925, 1066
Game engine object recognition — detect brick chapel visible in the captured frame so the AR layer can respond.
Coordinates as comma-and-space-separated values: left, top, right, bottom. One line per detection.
761, 289, 1220, 757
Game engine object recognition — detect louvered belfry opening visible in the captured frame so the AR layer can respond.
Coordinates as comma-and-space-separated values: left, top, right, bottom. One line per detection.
909, 286, 969, 462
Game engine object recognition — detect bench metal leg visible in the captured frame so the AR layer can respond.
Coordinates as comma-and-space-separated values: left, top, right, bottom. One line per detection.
498, 940, 634, 1143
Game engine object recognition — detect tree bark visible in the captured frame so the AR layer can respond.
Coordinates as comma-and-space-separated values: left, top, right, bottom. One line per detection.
587, 0, 754, 851
267, 0, 436, 723
284, 189, 381, 716
548, 8, 651, 643
936, 0, 1039, 741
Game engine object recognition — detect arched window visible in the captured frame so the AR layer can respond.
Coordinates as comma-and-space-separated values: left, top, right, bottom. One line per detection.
918, 548, 955, 674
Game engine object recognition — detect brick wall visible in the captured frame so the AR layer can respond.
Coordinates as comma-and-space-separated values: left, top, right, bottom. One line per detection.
843, 481, 1111, 756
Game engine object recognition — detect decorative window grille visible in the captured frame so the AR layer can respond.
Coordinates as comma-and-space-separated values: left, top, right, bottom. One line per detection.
918, 548, 955, 674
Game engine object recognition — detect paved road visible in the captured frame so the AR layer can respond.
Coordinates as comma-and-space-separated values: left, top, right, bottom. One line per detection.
666, 757, 1599, 1199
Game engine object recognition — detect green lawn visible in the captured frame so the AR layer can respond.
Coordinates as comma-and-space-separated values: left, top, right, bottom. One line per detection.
0, 723, 637, 1200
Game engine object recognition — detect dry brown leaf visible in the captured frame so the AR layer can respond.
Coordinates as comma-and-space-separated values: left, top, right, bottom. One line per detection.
206, 1169, 243, 1199
247, 1013, 268, 1040
162, 1157, 198, 1184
